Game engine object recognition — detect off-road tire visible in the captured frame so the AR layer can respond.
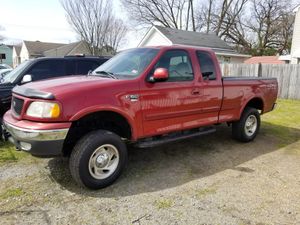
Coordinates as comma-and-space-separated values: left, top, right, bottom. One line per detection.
232, 107, 260, 142
69, 130, 128, 189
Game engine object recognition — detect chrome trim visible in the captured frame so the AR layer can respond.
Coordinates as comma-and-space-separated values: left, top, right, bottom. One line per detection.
3, 121, 69, 141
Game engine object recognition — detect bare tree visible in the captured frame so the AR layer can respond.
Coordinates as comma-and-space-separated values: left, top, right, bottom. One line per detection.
197, 0, 295, 55
106, 19, 128, 54
61, 0, 128, 55
245, 0, 295, 55
122, 0, 295, 55
121, 0, 197, 31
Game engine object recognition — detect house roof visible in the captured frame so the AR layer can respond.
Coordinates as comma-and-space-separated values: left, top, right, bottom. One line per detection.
244, 56, 285, 64
154, 26, 233, 51
24, 40, 65, 57
44, 41, 95, 56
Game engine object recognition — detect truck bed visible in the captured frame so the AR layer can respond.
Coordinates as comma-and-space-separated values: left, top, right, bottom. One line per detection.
219, 76, 278, 123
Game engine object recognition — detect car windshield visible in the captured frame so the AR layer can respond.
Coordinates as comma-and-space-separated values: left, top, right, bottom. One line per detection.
92, 48, 159, 79
2, 60, 32, 84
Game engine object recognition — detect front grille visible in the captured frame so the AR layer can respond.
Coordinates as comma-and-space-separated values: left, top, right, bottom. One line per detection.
12, 97, 24, 116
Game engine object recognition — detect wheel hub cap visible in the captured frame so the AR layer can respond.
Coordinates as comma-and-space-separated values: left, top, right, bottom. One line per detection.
96, 153, 109, 167
88, 144, 120, 180
244, 115, 257, 137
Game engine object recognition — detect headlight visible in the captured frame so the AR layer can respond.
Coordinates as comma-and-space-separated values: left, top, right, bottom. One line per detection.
26, 102, 60, 118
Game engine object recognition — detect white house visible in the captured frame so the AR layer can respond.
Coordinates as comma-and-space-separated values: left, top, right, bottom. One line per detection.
279, 7, 300, 64
12, 45, 21, 68
138, 26, 251, 64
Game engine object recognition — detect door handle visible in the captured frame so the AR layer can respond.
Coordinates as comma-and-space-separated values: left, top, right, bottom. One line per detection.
192, 89, 200, 95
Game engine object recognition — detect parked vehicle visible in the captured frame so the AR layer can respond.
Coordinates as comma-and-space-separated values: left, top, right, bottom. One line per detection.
3, 46, 278, 189
0, 69, 12, 77
0, 64, 12, 71
0, 56, 109, 117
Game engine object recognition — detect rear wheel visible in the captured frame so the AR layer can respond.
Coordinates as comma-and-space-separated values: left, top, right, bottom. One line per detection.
232, 107, 260, 142
69, 130, 128, 189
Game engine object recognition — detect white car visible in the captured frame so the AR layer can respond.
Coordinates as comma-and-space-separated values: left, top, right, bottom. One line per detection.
0, 64, 12, 70
0, 68, 12, 77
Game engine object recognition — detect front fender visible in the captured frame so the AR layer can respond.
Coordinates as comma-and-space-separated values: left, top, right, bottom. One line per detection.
69, 105, 138, 140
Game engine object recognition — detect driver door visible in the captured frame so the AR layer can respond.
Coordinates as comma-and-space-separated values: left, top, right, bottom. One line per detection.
140, 49, 201, 137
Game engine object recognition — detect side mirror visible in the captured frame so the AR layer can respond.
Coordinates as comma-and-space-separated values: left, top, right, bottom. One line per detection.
149, 68, 169, 83
21, 74, 32, 84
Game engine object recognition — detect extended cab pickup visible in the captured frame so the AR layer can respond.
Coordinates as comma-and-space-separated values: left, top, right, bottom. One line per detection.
3, 46, 278, 189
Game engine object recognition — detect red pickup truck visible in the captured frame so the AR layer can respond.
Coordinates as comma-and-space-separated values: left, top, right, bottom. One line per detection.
3, 46, 278, 189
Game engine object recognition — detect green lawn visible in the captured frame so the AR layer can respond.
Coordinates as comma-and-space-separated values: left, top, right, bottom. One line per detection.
262, 99, 300, 129
0, 99, 299, 164
262, 99, 300, 148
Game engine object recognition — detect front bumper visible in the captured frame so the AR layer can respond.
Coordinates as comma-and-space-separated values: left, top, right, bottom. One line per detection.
3, 111, 71, 157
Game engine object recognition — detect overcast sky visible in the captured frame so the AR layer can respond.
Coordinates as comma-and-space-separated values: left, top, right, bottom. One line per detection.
0, 0, 142, 49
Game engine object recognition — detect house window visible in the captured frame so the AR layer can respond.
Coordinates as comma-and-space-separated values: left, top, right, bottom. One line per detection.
0, 54, 6, 60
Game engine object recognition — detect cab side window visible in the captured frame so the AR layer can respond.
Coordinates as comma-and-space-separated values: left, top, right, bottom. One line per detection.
154, 50, 193, 82
27, 60, 65, 81
196, 51, 216, 80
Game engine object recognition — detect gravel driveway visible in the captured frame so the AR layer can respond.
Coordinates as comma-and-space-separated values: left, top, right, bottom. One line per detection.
1, 100, 300, 225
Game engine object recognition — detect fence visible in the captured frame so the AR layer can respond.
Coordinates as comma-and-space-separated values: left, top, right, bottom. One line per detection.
220, 64, 300, 100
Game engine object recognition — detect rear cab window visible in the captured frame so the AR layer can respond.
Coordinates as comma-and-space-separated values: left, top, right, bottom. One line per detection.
196, 51, 217, 80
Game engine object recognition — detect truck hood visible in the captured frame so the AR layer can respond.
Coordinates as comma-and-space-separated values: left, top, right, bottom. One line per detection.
13, 75, 119, 99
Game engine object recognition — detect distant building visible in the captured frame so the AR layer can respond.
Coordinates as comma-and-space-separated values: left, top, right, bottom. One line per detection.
138, 25, 251, 64
12, 45, 21, 68
43, 41, 90, 57
0, 44, 13, 67
279, 7, 300, 64
244, 56, 285, 64
20, 40, 65, 62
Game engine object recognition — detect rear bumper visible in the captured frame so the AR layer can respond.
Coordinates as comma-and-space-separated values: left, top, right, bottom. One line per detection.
3, 111, 71, 157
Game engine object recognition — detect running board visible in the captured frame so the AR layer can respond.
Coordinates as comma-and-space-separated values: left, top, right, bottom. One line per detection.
135, 127, 216, 148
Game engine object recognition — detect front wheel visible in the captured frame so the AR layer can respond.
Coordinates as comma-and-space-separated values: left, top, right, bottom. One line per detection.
232, 107, 260, 142
69, 130, 128, 189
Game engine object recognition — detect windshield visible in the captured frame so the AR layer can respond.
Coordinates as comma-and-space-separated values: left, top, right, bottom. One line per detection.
92, 48, 159, 79
2, 60, 32, 84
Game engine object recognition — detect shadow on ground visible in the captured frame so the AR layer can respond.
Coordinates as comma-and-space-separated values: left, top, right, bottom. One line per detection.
47, 121, 300, 197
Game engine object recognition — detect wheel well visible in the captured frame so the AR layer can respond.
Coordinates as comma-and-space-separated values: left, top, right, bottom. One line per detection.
62, 111, 132, 156
245, 98, 264, 112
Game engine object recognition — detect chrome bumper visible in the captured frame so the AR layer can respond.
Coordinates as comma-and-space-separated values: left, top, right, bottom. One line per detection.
3, 122, 69, 141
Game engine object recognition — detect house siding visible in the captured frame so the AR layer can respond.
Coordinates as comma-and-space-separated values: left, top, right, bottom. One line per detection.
0, 45, 13, 67
138, 28, 172, 47
20, 44, 29, 63
291, 7, 300, 64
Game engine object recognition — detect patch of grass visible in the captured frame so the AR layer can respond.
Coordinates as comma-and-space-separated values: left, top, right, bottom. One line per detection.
0, 142, 29, 164
262, 99, 300, 147
0, 188, 24, 199
263, 99, 300, 129
154, 198, 173, 209
195, 188, 217, 198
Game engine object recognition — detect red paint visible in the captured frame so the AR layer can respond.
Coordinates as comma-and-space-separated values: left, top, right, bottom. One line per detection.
3, 46, 278, 141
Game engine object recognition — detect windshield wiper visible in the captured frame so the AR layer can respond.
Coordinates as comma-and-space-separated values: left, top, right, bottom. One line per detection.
95, 71, 118, 79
